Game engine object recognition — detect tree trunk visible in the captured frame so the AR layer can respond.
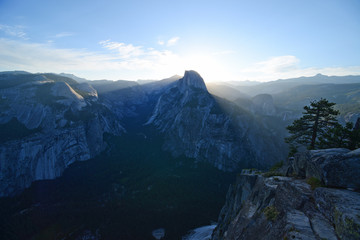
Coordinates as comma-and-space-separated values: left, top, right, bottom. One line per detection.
354, 117, 360, 131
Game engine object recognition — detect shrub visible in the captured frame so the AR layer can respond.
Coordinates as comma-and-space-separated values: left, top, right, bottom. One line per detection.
263, 205, 279, 221
262, 172, 284, 178
306, 177, 323, 190
262, 161, 285, 178
270, 161, 283, 172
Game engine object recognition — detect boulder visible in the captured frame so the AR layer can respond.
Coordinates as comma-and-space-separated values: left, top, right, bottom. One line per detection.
288, 148, 360, 190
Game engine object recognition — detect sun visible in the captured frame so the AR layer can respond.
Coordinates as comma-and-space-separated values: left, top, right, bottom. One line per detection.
179, 54, 230, 82
154, 51, 233, 82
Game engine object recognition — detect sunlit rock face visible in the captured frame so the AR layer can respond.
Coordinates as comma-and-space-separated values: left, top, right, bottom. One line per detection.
0, 72, 124, 196
50, 81, 86, 109
146, 71, 286, 171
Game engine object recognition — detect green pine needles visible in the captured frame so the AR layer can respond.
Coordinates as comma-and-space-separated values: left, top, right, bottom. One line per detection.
285, 98, 360, 151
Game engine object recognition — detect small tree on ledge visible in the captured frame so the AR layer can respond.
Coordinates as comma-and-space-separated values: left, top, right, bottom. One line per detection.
285, 98, 339, 150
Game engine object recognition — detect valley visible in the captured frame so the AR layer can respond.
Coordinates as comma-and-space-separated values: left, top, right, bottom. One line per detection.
0, 70, 359, 239
0, 129, 235, 239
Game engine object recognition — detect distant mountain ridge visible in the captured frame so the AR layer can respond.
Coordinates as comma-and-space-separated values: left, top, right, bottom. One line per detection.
208, 74, 360, 124
227, 74, 360, 96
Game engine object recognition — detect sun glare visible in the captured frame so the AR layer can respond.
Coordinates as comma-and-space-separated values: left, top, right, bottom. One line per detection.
180, 54, 228, 82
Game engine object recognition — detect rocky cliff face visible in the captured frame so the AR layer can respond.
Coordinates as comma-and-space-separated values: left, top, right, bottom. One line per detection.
212, 148, 360, 240
177, 70, 208, 93
0, 72, 123, 196
91, 75, 180, 123
0, 70, 289, 196
146, 70, 287, 171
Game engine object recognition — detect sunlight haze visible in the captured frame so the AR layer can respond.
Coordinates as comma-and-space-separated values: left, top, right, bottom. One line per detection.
0, 0, 359, 82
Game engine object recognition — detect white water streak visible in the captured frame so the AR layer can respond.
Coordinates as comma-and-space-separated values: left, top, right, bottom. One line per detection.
182, 224, 217, 240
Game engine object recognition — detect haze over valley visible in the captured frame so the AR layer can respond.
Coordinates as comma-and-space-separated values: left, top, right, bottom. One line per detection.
1, 0, 360, 239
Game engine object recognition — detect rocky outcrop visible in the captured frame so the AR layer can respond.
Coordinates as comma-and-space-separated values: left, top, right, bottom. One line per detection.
177, 70, 207, 93
212, 148, 360, 240
146, 71, 287, 171
0, 73, 124, 196
287, 148, 360, 190
251, 94, 276, 116
77, 82, 98, 99
51, 81, 86, 110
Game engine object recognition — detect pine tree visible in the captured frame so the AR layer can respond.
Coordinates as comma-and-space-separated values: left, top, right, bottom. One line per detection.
318, 118, 360, 150
318, 122, 353, 149
285, 98, 339, 150
349, 118, 360, 149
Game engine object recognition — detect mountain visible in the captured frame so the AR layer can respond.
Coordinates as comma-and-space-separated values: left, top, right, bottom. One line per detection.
0, 72, 237, 239
59, 72, 89, 83
223, 80, 262, 87
3, 70, 359, 197
207, 76, 360, 143
89, 70, 286, 171
137, 75, 182, 85
236, 94, 276, 116
206, 82, 250, 101
90, 79, 139, 94
0, 70, 285, 196
1, 70, 359, 239
0, 72, 123, 196
90, 75, 181, 128
145, 70, 286, 170
231, 74, 360, 96
273, 82, 360, 123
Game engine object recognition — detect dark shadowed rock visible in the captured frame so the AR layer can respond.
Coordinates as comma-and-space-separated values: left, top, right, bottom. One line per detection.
288, 148, 360, 190
212, 174, 360, 240
212, 149, 360, 240
354, 117, 360, 131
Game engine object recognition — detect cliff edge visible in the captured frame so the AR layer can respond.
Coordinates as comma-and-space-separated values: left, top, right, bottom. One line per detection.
212, 148, 360, 240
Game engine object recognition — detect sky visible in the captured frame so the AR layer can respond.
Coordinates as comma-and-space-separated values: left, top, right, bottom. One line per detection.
0, 0, 359, 82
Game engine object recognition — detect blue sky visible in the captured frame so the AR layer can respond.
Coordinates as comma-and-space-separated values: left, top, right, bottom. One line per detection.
0, 0, 359, 81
